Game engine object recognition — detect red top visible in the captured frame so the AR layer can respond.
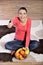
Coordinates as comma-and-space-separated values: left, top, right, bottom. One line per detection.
11, 17, 31, 47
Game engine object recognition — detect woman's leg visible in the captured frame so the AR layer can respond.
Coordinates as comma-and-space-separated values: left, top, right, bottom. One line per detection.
29, 40, 40, 51
5, 40, 23, 50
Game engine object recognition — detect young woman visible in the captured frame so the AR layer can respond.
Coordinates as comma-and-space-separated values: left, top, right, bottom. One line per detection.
5, 7, 39, 54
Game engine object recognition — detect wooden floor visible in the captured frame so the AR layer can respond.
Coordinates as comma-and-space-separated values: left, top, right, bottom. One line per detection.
0, 62, 43, 65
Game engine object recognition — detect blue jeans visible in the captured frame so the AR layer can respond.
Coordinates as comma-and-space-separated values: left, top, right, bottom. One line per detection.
5, 39, 40, 51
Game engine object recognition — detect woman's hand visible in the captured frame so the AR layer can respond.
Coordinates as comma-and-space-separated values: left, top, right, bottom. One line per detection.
25, 46, 29, 49
7, 23, 12, 28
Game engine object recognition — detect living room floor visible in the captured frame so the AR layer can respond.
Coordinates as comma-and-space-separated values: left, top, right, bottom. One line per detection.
0, 62, 43, 65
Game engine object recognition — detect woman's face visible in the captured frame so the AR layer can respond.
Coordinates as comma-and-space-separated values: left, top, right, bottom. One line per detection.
18, 9, 27, 23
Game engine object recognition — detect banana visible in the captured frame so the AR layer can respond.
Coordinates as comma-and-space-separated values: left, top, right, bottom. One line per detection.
22, 47, 26, 51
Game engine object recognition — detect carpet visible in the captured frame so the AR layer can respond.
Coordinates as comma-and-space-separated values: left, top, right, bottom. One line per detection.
0, 53, 36, 62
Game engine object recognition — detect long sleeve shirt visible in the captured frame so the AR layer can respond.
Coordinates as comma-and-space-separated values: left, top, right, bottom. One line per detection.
11, 17, 31, 47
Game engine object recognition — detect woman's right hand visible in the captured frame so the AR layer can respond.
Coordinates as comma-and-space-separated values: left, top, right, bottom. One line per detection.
7, 23, 12, 28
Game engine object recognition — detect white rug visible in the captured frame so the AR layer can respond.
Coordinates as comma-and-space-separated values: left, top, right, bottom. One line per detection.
12, 54, 36, 62
0, 33, 43, 62
0, 44, 43, 62
30, 52, 43, 62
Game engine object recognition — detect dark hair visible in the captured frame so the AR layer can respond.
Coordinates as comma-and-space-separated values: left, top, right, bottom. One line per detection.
18, 7, 27, 13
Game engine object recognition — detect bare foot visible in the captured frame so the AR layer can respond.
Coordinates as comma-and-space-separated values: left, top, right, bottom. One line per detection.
11, 50, 16, 55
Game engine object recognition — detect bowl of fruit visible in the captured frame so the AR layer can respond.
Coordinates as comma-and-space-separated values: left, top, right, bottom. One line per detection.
15, 47, 30, 60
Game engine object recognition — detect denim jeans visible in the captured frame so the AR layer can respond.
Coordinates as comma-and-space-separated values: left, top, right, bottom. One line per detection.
5, 39, 40, 51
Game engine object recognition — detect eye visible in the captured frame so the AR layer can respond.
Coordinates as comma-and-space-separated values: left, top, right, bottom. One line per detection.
19, 13, 22, 15
23, 13, 26, 15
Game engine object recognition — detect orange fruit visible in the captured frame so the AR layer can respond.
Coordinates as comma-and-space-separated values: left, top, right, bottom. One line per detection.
15, 52, 20, 59
19, 54, 24, 60
20, 50, 25, 55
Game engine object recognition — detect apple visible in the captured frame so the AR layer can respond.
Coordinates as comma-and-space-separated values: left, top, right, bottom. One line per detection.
23, 54, 27, 58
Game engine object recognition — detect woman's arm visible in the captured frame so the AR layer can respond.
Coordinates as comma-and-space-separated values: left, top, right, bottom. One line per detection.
25, 19, 31, 48
7, 17, 17, 28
